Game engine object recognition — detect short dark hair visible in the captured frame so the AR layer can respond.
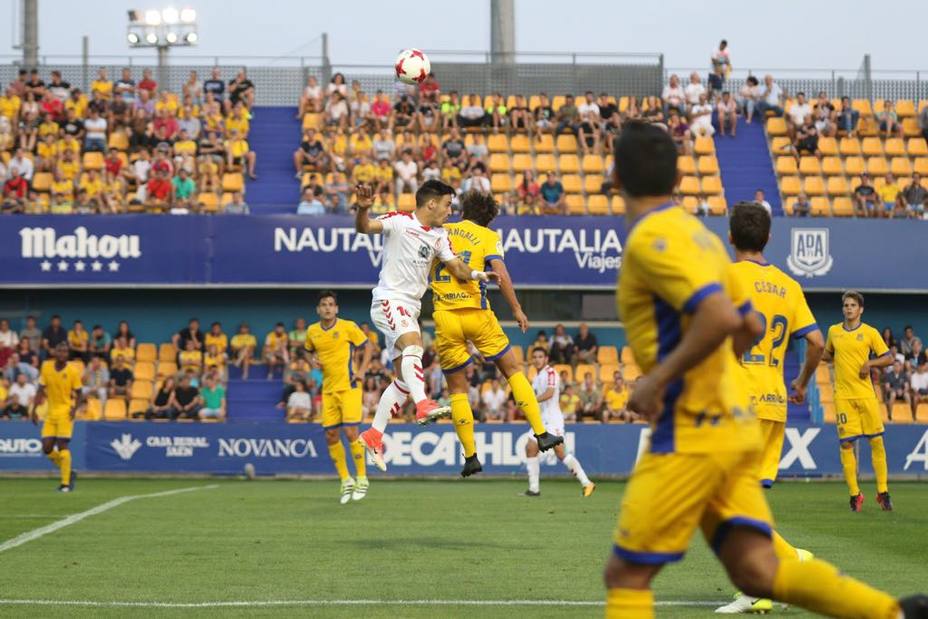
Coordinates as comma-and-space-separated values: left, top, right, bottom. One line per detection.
531, 346, 548, 357
842, 290, 865, 307
318, 290, 337, 304
460, 191, 499, 227
730, 202, 771, 252
905, 325, 913, 332
613, 121, 678, 198
415, 179, 455, 207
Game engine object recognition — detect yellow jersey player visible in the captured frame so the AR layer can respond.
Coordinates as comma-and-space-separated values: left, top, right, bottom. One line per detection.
824, 291, 894, 512
430, 190, 564, 478
31, 342, 83, 493
715, 202, 825, 614
603, 121, 921, 619
305, 291, 373, 504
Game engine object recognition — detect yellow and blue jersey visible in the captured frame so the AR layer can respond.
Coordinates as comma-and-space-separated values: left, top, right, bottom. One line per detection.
39, 360, 82, 417
305, 319, 368, 394
730, 260, 818, 423
431, 219, 504, 311
617, 204, 758, 454
825, 321, 888, 400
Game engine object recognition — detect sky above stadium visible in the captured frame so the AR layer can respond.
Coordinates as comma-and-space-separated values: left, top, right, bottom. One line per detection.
0, 0, 924, 74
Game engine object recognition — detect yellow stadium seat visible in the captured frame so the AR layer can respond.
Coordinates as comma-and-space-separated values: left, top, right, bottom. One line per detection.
108, 130, 129, 151
587, 194, 610, 215
776, 156, 798, 175
599, 363, 620, 384
511, 154, 533, 173
694, 136, 715, 155
866, 157, 888, 176
158, 343, 177, 362
701, 176, 723, 196
826, 176, 850, 196
397, 193, 416, 212
129, 399, 149, 419
906, 138, 927, 157
487, 134, 509, 153
135, 361, 155, 382
884, 138, 906, 157
839, 137, 861, 156
555, 134, 578, 154
803, 176, 825, 196
582, 155, 604, 174
621, 346, 635, 364
818, 137, 838, 156
678, 156, 696, 175
915, 158, 928, 175
822, 157, 843, 176
221, 192, 235, 207
489, 153, 511, 173
832, 197, 854, 216
798, 157, 822, 176
535, 154, 557, 174
575, 364, 596, 382
534, 134, 554, 153
782, 197, 798, 215
902, 118, 920, 138
679, 176, 700, 195
490, 174, 512, 193
697, 156, 719, 176
198, 192, 220, 212
561, 174, 582, 193
222, 173, 244, 193
843, 157, 865, 176
611, 194, 626, 214
857, 116, 878, 137
851, 99, 873, 117
553, 364, 573, 382
583, 174, 604, 194
528, 95, 541, 110
32, 172, 52, 192
861, 137, 883, 156
565, 194, 585, 215
810, 196, 831, 216
104, 399, 127, 421
766, 117, 787, 136
82, 152, 104, 170
559, 154, 580, 174
130, 381, 153, 401
136, 343, 156, 363
597, 346, 619, 364
770, 137, 791, 154
302, 113, 321, 130
551, 96, 566, 112
157, 361, 178, 378
681, 196, 699, 214
896, 100, 916, 118
891, 157, 913, 176
707, 196, 727, 215
79, 398, 102, 421
510, 135, 531, 153
780, 176, 801, 196
623, 363, 642, 381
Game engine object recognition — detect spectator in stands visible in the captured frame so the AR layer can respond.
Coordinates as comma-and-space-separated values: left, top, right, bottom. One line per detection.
919, 102, 928, 141
390, 94, 416, 132
836, 96, 860, 137
230, 323, 256, 380
900, 173, 927, 218
298, 75, 322, 118
108, 356, 133, 400
517, 170, 541, 213
296, 186, 326, 215
228, 69, 255, 109
877, 99, 904, 139
878, 173, 902, 218
684, 72, 706, 109
145, 168, 173, 211
181, 70, 203, 107
461, 164, 489, 194
137, 69, 156, 96
717, 91, 738, 137
481, 378, 508, 422
203, 67, 225, 102
172, 318, 204, 353
910, 360, 928, 420
505, 94, 530, 132
882, 359, 911, 421
0, 320, 18, 368
540, 172, 566, 214
89, 325, 111, 359
466, 132, 489, 163
577, 371, 604, 422
666, 109, 693, 155
67, 320, 89, 362
547, 324, 573, 365
437, 90, 460, 131
756, 74, 784, 117
145, 376, 176, 420
4, 372, 35, 419
793, 115, 822, 160
559, 382, 580, 423
324, 92, 350, 130
82, 107, 107, 153
17, 106, 39, 153
19, 316, 41, 354
9, 148, 33, 181
371, 130, 396, 164
853, 173, 879, 217
173, 374, 201, 420
689, 93, 715, 137
394, 149, 419, 196
643, 95, 666, 127
114, 321, 136, 349
709, 40, 730, 94
171, 168, 197, 211
226, 128, 256, 180
813, 92, 837, 137
293, 128, 326, 177
440, 128, 467, 170
198, 374, 226, 421
41, 315, 67, 358
109, 335, 134, 366
661, 74, 686, 116
458, 93, 486, 129
555, 94, 580, 136
749, 189, 771, 215
532, 93, 554, 135
604, 371, 632, 422
179, 338, 204, 375
574, 323, 598, 365
264, 322, 289, 380
284, 378, 312, 422
793, 191, 811, 217
787, 92, 812, 140
82, 355, 109, 406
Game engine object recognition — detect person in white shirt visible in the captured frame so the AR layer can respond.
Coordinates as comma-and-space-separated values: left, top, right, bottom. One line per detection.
394, 150, 419, 196
481, 379, 508, 421
757, 74, 784, 117
461, 166, 490, 194
286, 379, 312, 422
6, 372, 37, 418
661, 74, 686, 116
684, 72, 706, 107
297, 75, 323, 118
523, 346, 595, 497
689, 93, 715, 137
754, 189, 773, 215
0, 318, 19, 352
578, 91, 601, 122
83, 109, 107, 152
9, 149, 34, 181
787, 92, 812, 139
353, 180, 498, 471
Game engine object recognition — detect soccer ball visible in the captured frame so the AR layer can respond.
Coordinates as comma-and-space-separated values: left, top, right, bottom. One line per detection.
395, 48, 430, 85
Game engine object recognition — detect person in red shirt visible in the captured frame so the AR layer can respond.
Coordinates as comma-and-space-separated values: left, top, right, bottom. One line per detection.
138, 69, 157, 95
418, 73, 440, 105
104, 150, 123, 178
145, 169, 173, 211
370, 90, 392, 132
40, 95, 64, 122
153, 110, 179, 140
3, 169, 28, 212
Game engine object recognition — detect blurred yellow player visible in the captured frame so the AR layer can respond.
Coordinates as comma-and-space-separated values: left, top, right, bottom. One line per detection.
430, 190, 563, 478
824, 291, 894, 512
305, 291, 372, 504
31, 342, 83, 493
603, 121, 912, 619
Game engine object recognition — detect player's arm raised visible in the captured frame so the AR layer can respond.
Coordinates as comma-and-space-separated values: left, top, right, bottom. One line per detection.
353, 183, 384, 234
489, 259, 529, 333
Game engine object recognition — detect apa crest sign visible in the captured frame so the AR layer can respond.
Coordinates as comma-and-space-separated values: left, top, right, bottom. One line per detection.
786, 228, 833, 278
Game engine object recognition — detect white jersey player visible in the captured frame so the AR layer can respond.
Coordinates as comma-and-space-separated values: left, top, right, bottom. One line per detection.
353, 181, 498, 471
524, 346, 595, 498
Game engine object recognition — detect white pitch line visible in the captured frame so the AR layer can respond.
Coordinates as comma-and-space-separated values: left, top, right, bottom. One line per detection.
0, 599, 725, 608
0, 484, 218, 555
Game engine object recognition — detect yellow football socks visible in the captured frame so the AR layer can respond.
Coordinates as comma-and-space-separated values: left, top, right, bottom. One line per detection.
869, 436, 889, 494
59, 448, 71, 487
349, 439, 367, 479
47, 449, 61, 468
839, 444, 860, 496
508, 372, 545, 435
450, 393, 476, 458
605, 588, 654, 619
328, 440, 349, 480
772, 557, 899, 619
771, 530, 801, 561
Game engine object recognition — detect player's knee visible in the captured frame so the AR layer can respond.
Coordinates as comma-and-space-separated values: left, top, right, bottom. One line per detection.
840, 441, 855, 451
325, 429, 340, 444
603, 555, 655, 589
401, 345, 424, 359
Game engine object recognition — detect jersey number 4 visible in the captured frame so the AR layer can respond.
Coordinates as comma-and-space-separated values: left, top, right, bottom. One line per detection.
742, 313, 788, 366
433, 250, 471, 283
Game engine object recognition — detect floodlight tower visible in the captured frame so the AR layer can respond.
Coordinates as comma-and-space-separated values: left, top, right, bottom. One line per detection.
126, 7, 199, 89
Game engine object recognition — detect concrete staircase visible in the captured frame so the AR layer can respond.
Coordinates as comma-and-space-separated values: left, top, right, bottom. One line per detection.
244, 106, 302, 214
715, 117, 782, 215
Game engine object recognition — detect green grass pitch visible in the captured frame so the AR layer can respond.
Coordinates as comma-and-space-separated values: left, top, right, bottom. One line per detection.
0, 478, 924, 617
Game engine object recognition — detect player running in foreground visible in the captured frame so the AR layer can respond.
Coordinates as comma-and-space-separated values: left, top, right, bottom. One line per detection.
430, 190, 564, 477
603, 121, 927, 619
305, 291, 373, 504
354, 180, 497, 471
715, 202, 824, 614
523, 346, 594, 497
824, 291, 894, 512
30, 342, 83, 492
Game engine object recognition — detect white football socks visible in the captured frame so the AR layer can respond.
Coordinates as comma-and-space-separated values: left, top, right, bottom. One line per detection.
400, 345, 428, 404
563, 453, 591, 486
371, 380, 410, 433
526, 456, 540, 493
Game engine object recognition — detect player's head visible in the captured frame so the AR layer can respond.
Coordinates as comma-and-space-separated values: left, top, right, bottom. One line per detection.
460, 190, 499, 228
531, 346, 548, 370
729, 201, 771, 253
415, 179, 455, 226
612, 121, 678, 199
317, 290, 338, 321
54, 341, 69, 363
842, 290, 865, 321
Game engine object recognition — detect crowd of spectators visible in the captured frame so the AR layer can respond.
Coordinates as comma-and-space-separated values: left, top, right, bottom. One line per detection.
0, 66, 256, 214
877, 325, 928, 421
